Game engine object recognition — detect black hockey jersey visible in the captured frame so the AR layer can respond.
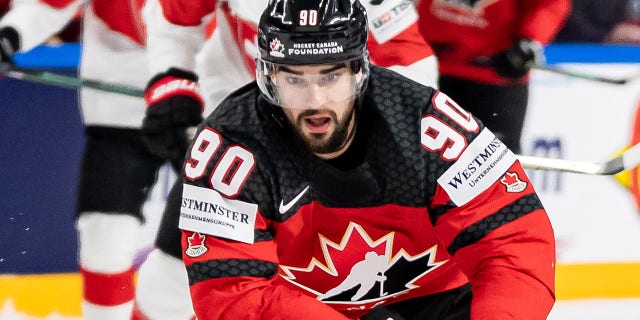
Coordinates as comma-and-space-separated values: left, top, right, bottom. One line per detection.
179, 66, 556, 320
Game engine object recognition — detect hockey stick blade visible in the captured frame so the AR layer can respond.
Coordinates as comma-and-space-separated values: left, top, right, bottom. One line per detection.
0, 62, 144, 97
533, 64, 629, 85
518, 142, 640, 175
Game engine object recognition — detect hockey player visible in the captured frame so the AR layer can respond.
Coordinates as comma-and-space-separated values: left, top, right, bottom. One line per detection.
415, 0, 570, 153
133, 0, 440, 318
141, 0, 439, 161
0, 1, 168, 319
176, 0, 556, 318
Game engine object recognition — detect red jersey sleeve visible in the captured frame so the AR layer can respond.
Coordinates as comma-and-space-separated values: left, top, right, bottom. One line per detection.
432, 162, 555, 319
145, 0, 215, 74
519, 0, 571, 44
182, 230, 351, 319
40, 0, 76, 9
158, 0, 216, 26
426, 92, 555, 319
367, 24, 434, 69
362, 0, 438, 88
180, 126, 351, 320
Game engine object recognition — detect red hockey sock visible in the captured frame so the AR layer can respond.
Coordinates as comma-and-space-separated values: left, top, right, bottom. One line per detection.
81, 267, 135, 306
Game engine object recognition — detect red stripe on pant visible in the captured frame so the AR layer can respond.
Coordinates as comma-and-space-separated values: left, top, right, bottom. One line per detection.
81, 267, 135, 306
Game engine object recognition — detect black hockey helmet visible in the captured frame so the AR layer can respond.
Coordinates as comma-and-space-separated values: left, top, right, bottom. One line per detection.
256, 0, 370, 107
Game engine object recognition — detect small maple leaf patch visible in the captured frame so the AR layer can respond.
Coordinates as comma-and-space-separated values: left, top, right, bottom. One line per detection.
185, 232, 208, 257
500, 171, 527, 193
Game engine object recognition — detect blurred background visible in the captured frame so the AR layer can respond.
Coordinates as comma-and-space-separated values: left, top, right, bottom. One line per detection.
2, 0, 640, 318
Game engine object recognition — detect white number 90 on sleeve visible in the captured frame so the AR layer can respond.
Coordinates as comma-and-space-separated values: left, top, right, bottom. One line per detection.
185, 127, 256, 198
421, 92, 479, 161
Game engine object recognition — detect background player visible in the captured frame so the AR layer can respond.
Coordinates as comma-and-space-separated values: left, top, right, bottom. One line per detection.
0, 1, 171, 318
415, 0, 570, 153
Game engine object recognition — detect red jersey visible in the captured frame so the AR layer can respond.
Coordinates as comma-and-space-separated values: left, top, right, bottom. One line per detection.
179, 66, 556, 319
91, 0, 146, 45
416, 0, 570, 84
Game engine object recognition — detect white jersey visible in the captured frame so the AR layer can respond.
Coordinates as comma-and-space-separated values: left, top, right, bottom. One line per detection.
0, 0, 439, 128
0, 0, 149, 128
198, 0, 261, 116
143, 0, 439, 115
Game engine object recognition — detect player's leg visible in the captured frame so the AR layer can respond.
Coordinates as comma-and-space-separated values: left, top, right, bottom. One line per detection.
133, 181, 196, 320
438, 76, 528, 154
76, 126, 165, 320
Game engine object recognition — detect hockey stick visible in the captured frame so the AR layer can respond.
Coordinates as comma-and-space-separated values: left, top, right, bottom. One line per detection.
532, 64, 632, 85
517, 142, 640, 175
0, 63, 145, 97
472, 56, 632, 85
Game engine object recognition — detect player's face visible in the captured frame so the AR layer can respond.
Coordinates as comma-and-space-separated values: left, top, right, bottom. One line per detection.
275, 64, 359, 156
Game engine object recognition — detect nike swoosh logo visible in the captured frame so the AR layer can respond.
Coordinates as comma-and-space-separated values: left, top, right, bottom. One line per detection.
279, 185, 310, 214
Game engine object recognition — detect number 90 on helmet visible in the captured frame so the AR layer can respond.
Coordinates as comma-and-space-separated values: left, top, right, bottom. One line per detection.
256, 0, 370, 108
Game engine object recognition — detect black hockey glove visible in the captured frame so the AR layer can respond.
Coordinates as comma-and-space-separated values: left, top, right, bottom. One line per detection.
490, 38, 542, 79
361, 305, 405, 320
0, 26, 20, 63
143, 68, 204, 161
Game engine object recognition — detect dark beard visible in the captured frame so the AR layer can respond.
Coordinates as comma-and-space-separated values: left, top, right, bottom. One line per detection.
296, 107, 355, 155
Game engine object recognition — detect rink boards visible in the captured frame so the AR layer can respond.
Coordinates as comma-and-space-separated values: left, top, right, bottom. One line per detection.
2, 262, 640, 318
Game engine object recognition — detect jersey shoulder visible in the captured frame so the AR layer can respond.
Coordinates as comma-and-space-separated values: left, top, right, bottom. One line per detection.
205, 82, 261, 127
192, 82, 290, 214
368, 65, 437, 112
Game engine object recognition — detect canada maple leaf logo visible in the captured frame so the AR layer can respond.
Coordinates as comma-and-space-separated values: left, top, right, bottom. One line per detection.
269, 38, 285, 58
500, 171, 527, 193
270, 39, 280, 51
185, 232, 208, 258
279, 222, 447, 306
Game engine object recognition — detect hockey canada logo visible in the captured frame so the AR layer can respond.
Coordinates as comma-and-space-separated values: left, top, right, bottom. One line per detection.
185, 232, 208, 257
500, 171, 527, 193
279, 222, 447, 307
269, 38, 285, 58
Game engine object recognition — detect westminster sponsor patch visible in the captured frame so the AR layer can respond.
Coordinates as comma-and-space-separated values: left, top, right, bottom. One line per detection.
179, 184, 258, 244
365, 0, 418, 44
437, 129, 517, 206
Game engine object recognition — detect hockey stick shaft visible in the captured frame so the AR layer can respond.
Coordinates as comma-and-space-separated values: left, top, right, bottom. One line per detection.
472, 56, 631, 85
532, 64, 630, 85
5, 63, 637, 174
517, 142, 640, 175
0, 63, 144, 97
518, 155, 611, 175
